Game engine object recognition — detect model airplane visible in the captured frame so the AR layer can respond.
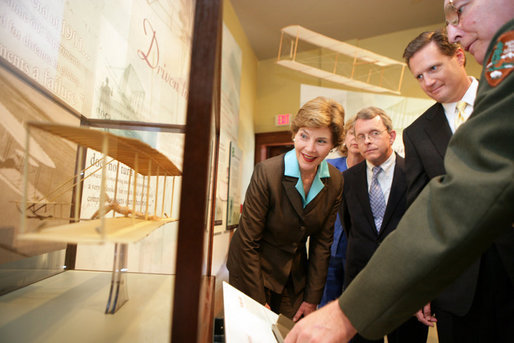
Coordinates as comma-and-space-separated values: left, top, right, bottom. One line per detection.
277, 25, 406, 94
18, 122, 182, 244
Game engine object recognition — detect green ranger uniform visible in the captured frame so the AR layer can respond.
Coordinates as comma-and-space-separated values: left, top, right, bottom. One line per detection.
338, 19, 514, 340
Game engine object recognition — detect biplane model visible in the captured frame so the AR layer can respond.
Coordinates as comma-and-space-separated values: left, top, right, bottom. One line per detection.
277, 25, 407, 95
16, 121, 182, 314
18, 121, 181, 245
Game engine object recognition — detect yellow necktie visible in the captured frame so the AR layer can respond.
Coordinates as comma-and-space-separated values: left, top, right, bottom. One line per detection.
454, 101, 467, 130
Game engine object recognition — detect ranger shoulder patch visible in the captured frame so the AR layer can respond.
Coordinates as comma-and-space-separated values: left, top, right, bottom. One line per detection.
485, 30, 514, 87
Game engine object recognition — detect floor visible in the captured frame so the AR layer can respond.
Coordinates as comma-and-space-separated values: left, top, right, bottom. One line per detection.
0, 271, 174, 342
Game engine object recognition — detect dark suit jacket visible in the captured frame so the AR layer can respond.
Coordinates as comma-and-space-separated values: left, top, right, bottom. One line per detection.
342, 154, 407, 289
403, 103, 451, 207
403, 103, 481, 316
227, 153, 343, 305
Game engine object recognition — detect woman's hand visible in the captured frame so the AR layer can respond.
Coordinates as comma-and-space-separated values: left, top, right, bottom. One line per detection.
293, 301, 317, 322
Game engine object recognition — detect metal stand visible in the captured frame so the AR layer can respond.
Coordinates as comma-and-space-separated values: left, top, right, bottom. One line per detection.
105, 243, 129, 314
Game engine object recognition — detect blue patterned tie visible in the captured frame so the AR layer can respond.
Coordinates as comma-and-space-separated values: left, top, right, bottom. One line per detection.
369, 166, 386, 231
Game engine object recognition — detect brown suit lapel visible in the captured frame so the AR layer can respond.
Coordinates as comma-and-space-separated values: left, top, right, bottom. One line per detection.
282, 174, 331, 217
304, 178, 330, 213
282, 176, 305, 219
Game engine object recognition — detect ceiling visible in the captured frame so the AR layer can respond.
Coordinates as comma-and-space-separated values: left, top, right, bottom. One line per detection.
230, 0, 446, 60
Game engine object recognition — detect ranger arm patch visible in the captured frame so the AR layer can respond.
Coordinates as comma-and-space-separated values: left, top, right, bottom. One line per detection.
485, 31, 514, 87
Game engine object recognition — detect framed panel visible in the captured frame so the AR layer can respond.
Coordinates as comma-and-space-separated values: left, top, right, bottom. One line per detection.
0, 0, 194, 125
226, 141, 242, 229
171, 0, 222, 341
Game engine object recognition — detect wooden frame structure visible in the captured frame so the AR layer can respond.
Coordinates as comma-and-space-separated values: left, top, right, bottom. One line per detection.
171, 0, 222, 341
254, 131, 294, 165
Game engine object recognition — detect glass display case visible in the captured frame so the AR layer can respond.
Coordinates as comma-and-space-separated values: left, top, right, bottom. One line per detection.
0, 0, 222, 341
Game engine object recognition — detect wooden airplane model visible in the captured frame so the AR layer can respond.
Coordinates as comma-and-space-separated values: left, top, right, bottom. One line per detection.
277, 25, 406, 95
18, 121, 182, 245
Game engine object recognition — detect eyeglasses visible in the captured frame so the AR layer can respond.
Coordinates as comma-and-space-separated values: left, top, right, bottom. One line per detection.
355, 129, 387, 143
445, 0, 464, 26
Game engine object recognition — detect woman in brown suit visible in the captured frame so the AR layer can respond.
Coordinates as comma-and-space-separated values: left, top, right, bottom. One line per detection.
227, 96, 345, 321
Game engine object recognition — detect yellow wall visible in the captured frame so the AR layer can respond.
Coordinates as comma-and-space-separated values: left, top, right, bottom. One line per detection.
211, 0, 259, 276
223, 0, 257, 182
255, 23, 482, 133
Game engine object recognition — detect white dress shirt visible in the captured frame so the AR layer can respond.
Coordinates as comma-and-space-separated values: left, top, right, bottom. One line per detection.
442, 77, 479, 133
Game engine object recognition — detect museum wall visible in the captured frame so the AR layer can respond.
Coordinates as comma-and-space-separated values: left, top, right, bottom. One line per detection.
210, 0, 258, 277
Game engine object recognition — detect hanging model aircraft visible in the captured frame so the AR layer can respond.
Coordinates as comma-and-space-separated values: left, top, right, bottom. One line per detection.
277, 25, 406, 95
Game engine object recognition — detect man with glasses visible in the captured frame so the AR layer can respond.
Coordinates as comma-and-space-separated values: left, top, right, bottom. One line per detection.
285, 1, 513, 342
340, 107, 427, 343
442, 1, 514, 340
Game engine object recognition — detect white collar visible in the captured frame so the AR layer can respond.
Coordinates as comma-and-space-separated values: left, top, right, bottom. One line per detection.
366, 151, 396, 174
442, 77, 478, 114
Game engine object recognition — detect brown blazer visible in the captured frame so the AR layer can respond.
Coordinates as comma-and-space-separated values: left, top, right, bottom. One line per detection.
227, 153, 343, 305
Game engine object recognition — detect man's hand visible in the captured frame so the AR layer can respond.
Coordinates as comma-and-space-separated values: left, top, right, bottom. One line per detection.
285, 300, 357, 343
415, 303, 437, 327
293, 301, 317, 322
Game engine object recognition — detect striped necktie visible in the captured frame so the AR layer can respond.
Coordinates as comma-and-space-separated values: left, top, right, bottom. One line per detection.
369, 166, 386, 232
454, 101, 467, 130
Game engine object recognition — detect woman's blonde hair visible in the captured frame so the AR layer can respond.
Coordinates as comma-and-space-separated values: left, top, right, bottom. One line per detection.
290, 96, 345, 147
339, 115, 358, 156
